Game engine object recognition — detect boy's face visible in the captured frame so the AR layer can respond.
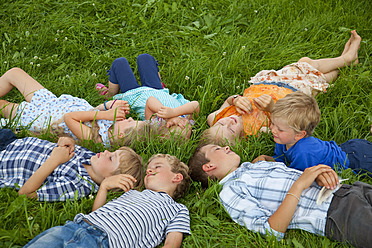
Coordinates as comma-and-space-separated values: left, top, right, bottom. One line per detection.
201, 145, 240, 179
145, 157, 180, 192
270, 117, 302, 148
90, 150, 122, 180
209, 115, 244, 141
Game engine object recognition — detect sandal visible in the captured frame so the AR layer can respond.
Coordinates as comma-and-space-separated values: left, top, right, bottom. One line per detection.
95, 83, 108, 96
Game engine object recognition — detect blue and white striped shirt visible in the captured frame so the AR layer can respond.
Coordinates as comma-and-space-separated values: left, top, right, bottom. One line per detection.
0, 137, 98, 201
75, 189, 190, 248
113, 87, 190, 120
220, 161, 333, 240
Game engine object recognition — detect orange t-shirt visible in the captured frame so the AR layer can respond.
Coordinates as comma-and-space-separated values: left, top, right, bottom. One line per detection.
213, 84, 293, 136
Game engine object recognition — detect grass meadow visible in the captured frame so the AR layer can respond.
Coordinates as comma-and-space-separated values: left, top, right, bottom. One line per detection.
1, 0, 372, 247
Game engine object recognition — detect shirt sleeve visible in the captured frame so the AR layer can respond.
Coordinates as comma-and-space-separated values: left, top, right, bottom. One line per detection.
219, 181, 285, 240
165, 206, 191, 235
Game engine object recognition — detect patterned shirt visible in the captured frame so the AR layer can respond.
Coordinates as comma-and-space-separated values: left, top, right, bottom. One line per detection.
113, 86, 190, 120
219, 161, 333, 240
0, 137, 98, 201
0, 89, 113, 147
75, 189, 190, 248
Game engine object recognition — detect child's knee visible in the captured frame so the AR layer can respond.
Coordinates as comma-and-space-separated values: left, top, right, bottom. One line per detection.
112, 57, 129, 68
137, 53, 155, 64
298, 57, 312, 64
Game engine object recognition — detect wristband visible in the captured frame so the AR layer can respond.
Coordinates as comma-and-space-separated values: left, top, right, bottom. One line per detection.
287, 192, 300, 201
110, 99, 117, 109
104, 101, 108, 110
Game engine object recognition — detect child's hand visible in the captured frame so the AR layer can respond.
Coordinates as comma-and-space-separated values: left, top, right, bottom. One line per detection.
100, 174, 137, 192
106, 106, 127, 121
233, 96, 252, 114
50, 146, 75, 165
315, 165, 340, 190
295, 164, 338, 191
57, 136, 75, 154
166, 117, 187, 128
157, 106, 176, 119
252, 155, 275, 163
110, 100, 130, 115
253, 94, 274, 112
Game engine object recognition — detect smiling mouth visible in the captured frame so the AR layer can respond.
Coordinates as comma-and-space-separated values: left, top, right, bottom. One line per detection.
230, 117, 237, 123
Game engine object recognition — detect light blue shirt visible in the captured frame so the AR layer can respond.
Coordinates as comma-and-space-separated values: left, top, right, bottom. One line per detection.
113, 87, 190, 120
220, 161, 333, 240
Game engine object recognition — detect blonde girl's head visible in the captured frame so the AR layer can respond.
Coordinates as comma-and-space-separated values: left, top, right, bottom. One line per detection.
112, 146, 144, 190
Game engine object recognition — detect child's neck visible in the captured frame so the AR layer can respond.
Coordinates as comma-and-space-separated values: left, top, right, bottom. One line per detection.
83, 164, 103, 185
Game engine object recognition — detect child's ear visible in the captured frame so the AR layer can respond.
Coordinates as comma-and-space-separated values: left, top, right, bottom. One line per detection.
295, 130, 307, 140
202, 163, 216, 173
118, 132, 125, 138
172, 173, 183, 183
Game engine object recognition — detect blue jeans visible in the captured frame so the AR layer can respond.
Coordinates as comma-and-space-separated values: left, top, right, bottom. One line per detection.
340, 139, 372, 177
107, 53, 163, 93
24, 220, 108, 248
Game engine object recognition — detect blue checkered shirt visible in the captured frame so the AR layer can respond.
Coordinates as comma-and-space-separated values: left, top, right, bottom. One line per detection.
0, 137, 98, 201
219, 161, 333, 240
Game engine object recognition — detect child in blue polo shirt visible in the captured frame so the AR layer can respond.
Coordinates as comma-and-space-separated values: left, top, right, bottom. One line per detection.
252, 91, 372, 176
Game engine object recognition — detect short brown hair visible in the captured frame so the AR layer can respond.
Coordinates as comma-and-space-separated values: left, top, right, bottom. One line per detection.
112, 147, 144, 189
271, 91, 320, 137
147, 154, 191, 199
188, 144, 217, 188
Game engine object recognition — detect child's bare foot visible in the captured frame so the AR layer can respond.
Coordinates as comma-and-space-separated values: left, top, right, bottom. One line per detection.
343, 30, 361, 66
370, 124, 372, 135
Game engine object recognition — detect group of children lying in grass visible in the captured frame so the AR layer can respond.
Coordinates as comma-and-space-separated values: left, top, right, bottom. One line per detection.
1, 30, 371, 248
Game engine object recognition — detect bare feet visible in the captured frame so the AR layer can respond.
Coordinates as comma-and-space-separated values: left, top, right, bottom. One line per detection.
342, 30, 361, 66
370, 124, 372, 135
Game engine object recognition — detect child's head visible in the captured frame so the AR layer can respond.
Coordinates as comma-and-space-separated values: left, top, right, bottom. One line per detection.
207, 115, 244, 145
90, 147, 143, 188
112, 146, 144, 189
188, 144, 240, 188
109, 118, 147, 145
271, 91, 320, 140
145, 154, 190, 199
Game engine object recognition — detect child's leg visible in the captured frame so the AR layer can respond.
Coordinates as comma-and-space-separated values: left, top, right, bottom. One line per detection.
0, 100, 19, 118
298, 30, 361, 83
0, 67, 44, 102
107, 57, 140, 94
137, 53, 163, 89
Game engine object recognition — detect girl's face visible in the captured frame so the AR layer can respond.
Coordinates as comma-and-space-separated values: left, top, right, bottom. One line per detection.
90, 150, 122, 181
111, 118, 146, 141
209, 115, 244, 141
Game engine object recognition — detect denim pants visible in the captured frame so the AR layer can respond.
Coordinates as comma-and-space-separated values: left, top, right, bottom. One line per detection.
107, 53, 163, 93
340, 139, 372, 177
325, 182, 372, 248
24, 220, 108, 248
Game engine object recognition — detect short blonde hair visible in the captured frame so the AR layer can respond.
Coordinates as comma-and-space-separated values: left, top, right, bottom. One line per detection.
271, 91, 320, 137
112, 146, 144, 189
200, 127, 237, 146
147, 154, 190, 200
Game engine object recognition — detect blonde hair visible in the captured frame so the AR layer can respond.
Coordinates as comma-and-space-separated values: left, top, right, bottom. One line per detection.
200, 127, 237, 146
112, 146, 144, 189
271, 91, 320, 137
147, 154, 190, 199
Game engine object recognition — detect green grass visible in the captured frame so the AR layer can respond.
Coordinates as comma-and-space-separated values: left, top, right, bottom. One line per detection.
1, 0, 371, 247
